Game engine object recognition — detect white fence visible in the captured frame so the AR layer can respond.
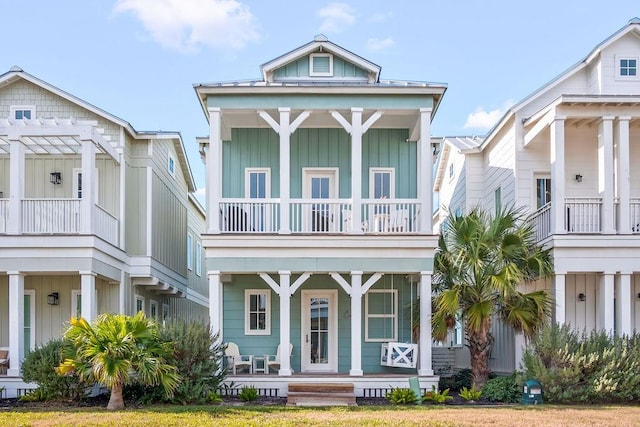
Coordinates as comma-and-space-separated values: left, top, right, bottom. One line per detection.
95, 205, 119, 245
564, 198, 602, 233
22, 199, 81, 233
219, 199, 280, 233
530, 203, 551, 241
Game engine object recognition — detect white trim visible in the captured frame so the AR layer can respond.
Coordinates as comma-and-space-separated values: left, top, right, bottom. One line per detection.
245, 167, 271, 198
23, 290, 35, 352
195, 241, 202, 276
302, 168, 339, 198
168, 153, 176, 177
244, 289, 271, 335
301, 289, 338, 372
10, 105, 36, 120
364, 289, 398, 342
150, 299, 159, 321
71, 289, 82, 319
615, 54, 639, 81
369, 167, 395, 199
187, 233, 193, 270
135, 294, 145, 314
309, 53, 333, 77
162, 302, 170, 328
72, 168, 99, 200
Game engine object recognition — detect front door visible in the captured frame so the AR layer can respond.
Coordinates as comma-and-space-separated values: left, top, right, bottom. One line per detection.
303, 168, 338, 232
301, 290, 338, 372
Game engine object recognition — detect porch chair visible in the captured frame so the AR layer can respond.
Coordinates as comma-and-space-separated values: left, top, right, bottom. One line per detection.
388, 209, 409, 232
0, 348, 8, 375
266, 343, 293, 374
224, 342, 253, 374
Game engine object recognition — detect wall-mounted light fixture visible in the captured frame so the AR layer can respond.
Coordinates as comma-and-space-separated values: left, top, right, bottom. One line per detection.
47, 292, 59, 305
50, 172, 62, 185
575, 174, 583, 183
637, 293, 640, 299
578, 292, 586, 302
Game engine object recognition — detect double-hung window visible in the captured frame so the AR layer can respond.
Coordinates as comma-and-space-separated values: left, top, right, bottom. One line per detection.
244, 289, 270, 335
365, 289, 397, 342
11, 105, 35, 120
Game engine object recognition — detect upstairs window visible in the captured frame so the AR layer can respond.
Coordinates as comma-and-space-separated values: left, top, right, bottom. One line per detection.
494, 186, 502, 213
370, 168, 394, 199
620, 58, 637, 77
449, 163, 454, 179
11, 105, 35, 120
187, 233, 193, 270
536, 178, 551, 209
195, 241, 202, 276
310, 53, 333, 77
168, 154, 176, 177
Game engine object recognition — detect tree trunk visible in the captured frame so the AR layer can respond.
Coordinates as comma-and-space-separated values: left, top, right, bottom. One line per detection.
107, 383, 125, 410
466, 317, 493, 389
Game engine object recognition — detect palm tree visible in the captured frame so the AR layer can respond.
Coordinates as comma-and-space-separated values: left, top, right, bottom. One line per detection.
57, 312, 179, 410
432, 207, 553, 388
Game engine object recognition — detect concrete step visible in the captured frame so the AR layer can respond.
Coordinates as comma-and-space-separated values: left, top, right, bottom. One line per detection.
287, 383, 356, 406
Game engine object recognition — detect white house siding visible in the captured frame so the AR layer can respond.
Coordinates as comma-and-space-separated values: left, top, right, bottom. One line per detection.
515, 128, 551, 210
465, 154, 484, 210
600, 33, 640, 94
634, 274, 640, 332
482, 122, 516, 213
565, 274, 598, 332
629, 127, 640, 198
518, 71, 587, 118
586, 54, 603, 94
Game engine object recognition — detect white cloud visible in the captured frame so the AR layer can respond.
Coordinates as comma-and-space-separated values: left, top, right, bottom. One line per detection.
368, 12, 392, 23
113, 0, 260, 53
194, 186, 206, 204
317, 2, 356, 33
463, 100, 515, 130
366, 37, 394, 52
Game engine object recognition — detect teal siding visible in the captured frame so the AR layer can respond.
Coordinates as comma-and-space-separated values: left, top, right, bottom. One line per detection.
207, 94, 434, 110
363, 129, 417, 198
290, 128, 351, 198
223, 128, 280, 198
222, 273, 419, 374
273, 55, 368, 79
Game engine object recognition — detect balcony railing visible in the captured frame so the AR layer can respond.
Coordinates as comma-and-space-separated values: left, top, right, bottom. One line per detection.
565, 198, 602, 233
220, 199, 280, 233
95, 205, 119, 245
531, 203, 551, 241
631, 198, 640, 233
0, 199, 7, 233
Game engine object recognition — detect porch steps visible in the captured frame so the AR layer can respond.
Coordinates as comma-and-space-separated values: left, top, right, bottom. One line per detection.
287, 383, 357, 406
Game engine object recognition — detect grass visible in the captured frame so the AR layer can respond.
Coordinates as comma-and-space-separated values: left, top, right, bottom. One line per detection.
1, 405, 640, 426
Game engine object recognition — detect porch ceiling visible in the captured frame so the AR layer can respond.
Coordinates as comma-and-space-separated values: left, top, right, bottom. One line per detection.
0, 118, 119, 161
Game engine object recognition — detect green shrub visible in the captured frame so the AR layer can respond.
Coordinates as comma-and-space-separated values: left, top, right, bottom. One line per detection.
523, 323, 640, 403
459, 385, 482, 402
482, 374, 520, 403
20, 339, 85, 401
438, 368, 472, 392
422, 386, 453, 404
238, 386, 259, 402
385, 387, 419, 405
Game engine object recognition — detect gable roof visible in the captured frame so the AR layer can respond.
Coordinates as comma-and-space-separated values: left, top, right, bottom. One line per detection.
433, 136, 483, 192
0, 67, 196, 192
480, 18, 640, 151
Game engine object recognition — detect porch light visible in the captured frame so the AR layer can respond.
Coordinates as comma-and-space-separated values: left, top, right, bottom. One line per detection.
578, 292, 586, 302
50, 172, 62, 185
47, 292, 59, 305
575, 174, 583, 183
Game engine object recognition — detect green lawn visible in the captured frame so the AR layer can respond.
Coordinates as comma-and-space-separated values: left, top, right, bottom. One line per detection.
1, 405, 639, 426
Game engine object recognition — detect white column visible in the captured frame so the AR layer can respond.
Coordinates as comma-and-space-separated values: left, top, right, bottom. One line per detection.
117, 146, 126, 249
351, 109, 363, 234
278, 271, 292, 375
598, 272, 615, 333
616, 117, 631, 234
7, 272, 24, 376
80, 271, 97, 322
616, 272, 632, 336
80, 139, 96, 233
550, 116, 566, 234
554, 273, 566, 325
419, 109, 433, 234
350, 271, 363, 375
598, 117, 615, 234
279, 108, 291, 234
418, 271, 433, 376
207, 108, 222, 234
118, 270, 126, 315
208, 271, 222, 342
7, 139, 25, 234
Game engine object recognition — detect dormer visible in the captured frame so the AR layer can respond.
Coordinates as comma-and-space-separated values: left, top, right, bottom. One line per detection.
260, 35, 381, 84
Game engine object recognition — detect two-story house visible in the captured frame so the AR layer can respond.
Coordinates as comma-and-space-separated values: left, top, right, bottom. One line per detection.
436, 18, 640, 371
195, 36, 446, 397
0, 67, 208, 397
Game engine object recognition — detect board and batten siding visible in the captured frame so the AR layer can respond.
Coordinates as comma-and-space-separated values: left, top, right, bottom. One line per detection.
124, 165, 147, 256
152, 173, 187, 274
167, 297, 209, 324
0, 158, 9, 197
565, 274, 598, 332
187, 200, 207, 296
273, 55, 369, 80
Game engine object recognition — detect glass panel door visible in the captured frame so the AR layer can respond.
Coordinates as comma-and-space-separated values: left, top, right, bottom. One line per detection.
303, 169, 338, 233
311, 176, 330, 232
301, 290, 337, 372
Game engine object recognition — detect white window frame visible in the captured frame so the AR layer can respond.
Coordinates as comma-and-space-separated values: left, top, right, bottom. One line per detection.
24, 289, 36, 352
195, 241, 202, 276
168, 154, 176, 177
494, 186, 502, 213
73, 168, 99, 200
365, 289, 398, 342
187, 233, 193, 270
309, 53, 333, 77
448, 163, 454, 179
135, 294, 145, 314
245, 167, 271, 199
150, 299, 158, 321
616, 54, 639, 80
10, 105, 35, 120
244, 289, 271, 335
369, 167, 395, 199
534, 174, 551, 210
71, 289, 82, 319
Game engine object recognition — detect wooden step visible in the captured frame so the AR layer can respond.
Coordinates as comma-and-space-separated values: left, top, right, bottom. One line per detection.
287, 383, 356, 406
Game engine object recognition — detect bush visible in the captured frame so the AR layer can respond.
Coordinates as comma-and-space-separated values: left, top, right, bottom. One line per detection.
20, 339, 85, 401
238, 386, 259, 402
522, 323, 640, 403
482, 374, 520, 403
422, 386, 453, 404
385, 387, 419, 405
459, 385, 482, 402
438, 368, 472, 392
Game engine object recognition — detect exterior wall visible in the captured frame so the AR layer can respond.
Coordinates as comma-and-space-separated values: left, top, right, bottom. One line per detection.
0, 276, 6, 346
629, 127, 640, 198
362, 129, 416, 198
600, 33, 640, 94
187, 200, 207, 295
167, 297, 209, 324
273, 55, 368, 80
438, 147, 466, 215
124, 145, 148, 256
465, 154, 484, 209
482, 121, 516, 213
634, 274, 640, 332
565, 274, 598, 331
0, 158, 7, 197
515, 129, 551, 209
152, 173, 187, 274
518, 71, 587, 118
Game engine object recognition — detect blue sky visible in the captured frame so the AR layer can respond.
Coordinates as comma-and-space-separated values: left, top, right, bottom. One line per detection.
2, 1, 639, 195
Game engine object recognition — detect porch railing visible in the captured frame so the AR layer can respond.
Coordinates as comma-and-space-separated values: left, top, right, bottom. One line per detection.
631, 198, 640, 234
290, 199, 351, 233
361, 199, 421, 233
565, 197, 602, 233
0, 199, 7, 233
220, 199, 280, 233
95, 205, 119, 245
22, 199, 81, 233
530, 203, 551, 241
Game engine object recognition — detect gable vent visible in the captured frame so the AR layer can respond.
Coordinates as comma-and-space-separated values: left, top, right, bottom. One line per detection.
310, 53, 333, 76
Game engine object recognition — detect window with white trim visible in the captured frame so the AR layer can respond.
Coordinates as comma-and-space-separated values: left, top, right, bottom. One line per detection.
168, 154, 176, 177
432, 312, 464, 347
365, 289, 398, 342
135, 295, 145, 314
536, 177, 551, 209
73, 168, 99, 200
187, 233, 193, 270
71, 290, 82, 319
162, 303, 169, 328
150, 300, 158, 321
11, 105, 35, 120
369, 168, 395, 199
195, 241, 202, 276
494, 186, 502, 213
245, 168, 271, 232
244, 289, 270, 335
449, 163, 454, 179
310, 53, 333, 76
620, 58, 637, 77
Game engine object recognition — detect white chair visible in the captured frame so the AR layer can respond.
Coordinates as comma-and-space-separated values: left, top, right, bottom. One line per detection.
0, 347, 9, 375
266, 343, 293, 374
389, 209, 409, 232
224, 342, 253, 374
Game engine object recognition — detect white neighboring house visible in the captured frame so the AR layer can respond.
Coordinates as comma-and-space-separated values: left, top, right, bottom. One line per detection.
436, 18, 640, 371
0, 67, 208, 397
